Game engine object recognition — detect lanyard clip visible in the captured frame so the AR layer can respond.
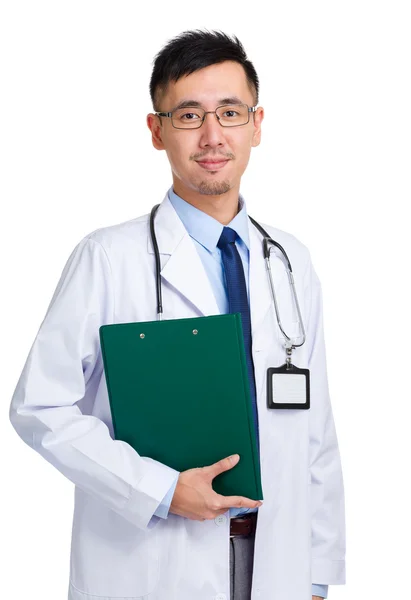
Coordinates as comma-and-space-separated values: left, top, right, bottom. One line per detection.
284, 339, 293, 369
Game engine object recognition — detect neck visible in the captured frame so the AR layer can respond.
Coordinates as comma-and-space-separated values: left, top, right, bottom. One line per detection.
172, 179, 240, 225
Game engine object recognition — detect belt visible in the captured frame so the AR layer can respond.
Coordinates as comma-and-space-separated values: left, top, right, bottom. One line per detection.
230, 512, 258, 538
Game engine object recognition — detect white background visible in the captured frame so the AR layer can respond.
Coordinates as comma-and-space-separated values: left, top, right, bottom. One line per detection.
1, 1, 410, 598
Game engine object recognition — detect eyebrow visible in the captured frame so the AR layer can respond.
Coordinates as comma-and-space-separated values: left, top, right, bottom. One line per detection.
170, 96, 246, 112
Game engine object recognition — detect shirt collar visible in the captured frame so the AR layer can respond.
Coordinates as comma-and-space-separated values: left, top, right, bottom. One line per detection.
167, 185, 250, 252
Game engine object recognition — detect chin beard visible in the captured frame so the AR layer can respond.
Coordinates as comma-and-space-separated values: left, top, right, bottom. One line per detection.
197, 180, 231, 195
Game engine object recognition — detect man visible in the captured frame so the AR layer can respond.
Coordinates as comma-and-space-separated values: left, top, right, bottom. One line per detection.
9, 29, 346, 600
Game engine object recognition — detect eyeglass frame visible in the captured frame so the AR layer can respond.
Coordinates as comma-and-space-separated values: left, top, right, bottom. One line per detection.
154, 103, 258, 129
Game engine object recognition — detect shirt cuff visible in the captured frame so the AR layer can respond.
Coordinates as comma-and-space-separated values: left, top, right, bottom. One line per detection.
153, 473, 179, 519
311, 583, 328, 598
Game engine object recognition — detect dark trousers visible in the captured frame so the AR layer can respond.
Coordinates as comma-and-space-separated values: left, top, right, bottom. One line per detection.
229, 529, 256, 600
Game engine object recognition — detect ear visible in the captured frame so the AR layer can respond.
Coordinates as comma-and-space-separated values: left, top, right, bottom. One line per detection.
251, 107, 264, 148
146, 113, 166, 151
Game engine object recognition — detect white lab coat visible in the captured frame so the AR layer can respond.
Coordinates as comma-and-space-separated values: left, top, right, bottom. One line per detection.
10, 190, 346, 600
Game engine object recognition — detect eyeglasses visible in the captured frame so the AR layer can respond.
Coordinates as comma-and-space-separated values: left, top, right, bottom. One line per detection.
155, 103, 257, 129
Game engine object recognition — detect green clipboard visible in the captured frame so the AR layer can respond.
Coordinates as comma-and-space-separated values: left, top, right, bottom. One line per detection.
99, 313, 263, 501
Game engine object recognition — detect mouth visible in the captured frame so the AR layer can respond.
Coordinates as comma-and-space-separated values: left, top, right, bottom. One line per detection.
196, 159, 230, 171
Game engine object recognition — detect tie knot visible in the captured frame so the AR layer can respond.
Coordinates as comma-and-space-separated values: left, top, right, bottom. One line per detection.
217, 226, 237, 249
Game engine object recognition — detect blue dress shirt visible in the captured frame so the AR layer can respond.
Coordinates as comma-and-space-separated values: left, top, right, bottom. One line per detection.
151, 185, 328, 599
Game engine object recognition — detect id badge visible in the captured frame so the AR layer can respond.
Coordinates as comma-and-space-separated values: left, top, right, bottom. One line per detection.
267, 363, 310, 409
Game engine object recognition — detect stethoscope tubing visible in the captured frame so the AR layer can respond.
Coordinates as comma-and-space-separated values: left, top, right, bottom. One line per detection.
149, 204, 305, 347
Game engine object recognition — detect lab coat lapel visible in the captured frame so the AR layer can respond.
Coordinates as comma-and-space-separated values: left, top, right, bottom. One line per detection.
146, 192, 220, 317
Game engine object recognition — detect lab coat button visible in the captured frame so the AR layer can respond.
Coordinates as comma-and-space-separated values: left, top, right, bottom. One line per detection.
214, 515, 227, 526
215, 595, 227, 600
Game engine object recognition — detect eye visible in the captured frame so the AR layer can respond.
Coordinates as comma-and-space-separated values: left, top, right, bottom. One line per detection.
180, 112, 201, 121
223, 110, 240, 118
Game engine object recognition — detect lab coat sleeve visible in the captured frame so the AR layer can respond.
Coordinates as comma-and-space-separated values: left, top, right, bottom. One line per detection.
9, 236, 179, 532
305, 256, 346, 585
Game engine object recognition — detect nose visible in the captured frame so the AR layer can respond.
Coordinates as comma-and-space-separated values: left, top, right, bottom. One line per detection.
198, 111, 225, 148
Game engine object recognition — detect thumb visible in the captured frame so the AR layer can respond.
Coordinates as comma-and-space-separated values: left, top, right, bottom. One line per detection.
204, 454, 240, 480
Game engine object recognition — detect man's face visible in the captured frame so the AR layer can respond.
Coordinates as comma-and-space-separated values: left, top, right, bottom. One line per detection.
147, 60, 264, 197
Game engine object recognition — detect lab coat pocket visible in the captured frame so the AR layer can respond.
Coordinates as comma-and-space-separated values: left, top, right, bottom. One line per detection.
69, 489, 159, 599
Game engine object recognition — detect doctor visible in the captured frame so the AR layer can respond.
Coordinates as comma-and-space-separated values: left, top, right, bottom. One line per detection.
9, 29, 346, 600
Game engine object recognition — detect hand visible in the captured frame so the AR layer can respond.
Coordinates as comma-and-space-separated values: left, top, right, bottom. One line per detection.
169, 454, 263, 521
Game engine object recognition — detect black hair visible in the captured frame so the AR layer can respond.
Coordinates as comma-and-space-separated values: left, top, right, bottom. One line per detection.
149, 29, 259, 112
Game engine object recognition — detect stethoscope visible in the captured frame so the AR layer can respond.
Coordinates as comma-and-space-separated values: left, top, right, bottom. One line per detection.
149, 203, 306, 366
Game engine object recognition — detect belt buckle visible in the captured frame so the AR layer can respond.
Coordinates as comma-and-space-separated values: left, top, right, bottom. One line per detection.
230, 514, 254, 538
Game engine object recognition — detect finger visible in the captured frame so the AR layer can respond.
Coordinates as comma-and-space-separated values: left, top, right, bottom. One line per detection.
214, 507, 231, 517
219, 496, 262, 509
202, 454, 240, 479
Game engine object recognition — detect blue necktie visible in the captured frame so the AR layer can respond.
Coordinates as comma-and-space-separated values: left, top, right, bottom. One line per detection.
217, 226, 260, 457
